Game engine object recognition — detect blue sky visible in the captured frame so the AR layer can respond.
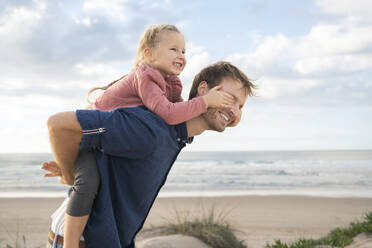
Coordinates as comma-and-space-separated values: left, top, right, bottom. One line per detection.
1, 0, 371, 152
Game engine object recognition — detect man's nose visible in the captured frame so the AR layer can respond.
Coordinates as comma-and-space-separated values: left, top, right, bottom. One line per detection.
229, 103, 239, 118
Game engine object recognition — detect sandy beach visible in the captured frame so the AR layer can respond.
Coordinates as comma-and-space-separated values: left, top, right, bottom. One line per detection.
0, 195, 371, 248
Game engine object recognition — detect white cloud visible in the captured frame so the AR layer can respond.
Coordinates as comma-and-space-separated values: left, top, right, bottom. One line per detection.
0, 2, 45, 42
181, 51, 210, 85
82, 0, 130, 22
74, 16, 99, 27
186, 42, 206, 55
0, 78, 29, 90
1, 0, 371, 153
227, 34, 294, 80
315, 0, 372, 17
83, 0, 128, 12
75, 62, 123, 78
254, 77, 321, 99
294, 54, 372, 74
0, 127, 50, 153
226, 3, 372, 106
291, 19, 372, 76
296, 24, 372, 56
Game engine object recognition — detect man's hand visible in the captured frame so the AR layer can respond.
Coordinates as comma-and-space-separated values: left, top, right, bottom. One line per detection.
42, 161, 74, 185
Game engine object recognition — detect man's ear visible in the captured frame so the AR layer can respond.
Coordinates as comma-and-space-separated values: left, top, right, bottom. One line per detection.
197, 81, 209, 96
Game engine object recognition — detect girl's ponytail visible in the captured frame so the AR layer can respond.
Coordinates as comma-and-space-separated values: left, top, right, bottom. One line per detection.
86, 74, 127, 104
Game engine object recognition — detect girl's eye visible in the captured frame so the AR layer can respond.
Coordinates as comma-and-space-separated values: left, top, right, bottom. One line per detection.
170, 48, 177, 51
182, 50, 186, 54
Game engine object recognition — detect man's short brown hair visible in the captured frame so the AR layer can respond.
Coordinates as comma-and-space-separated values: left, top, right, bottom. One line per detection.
188, 61, 257, 100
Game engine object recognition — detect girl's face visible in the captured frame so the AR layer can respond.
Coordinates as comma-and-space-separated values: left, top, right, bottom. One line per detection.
147, 32, 186, 77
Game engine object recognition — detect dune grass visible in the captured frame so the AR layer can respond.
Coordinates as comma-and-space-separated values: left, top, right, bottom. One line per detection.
162, 205, 246, 248
2, 221, 28, 248
265, 210, 372, 248
5, 234, 26, 248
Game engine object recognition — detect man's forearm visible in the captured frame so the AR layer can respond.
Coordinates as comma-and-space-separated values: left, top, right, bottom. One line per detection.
47, 111, 82, 185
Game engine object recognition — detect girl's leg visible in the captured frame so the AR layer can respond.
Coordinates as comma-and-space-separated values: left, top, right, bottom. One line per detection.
64, 150, 100, 248
47, 111, 82, 185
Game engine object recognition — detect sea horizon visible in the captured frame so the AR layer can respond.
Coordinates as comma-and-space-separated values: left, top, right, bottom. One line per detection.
1, 150, 372, 198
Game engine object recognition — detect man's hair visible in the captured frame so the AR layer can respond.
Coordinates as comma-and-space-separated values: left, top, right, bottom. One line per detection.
188, 61, 257, 100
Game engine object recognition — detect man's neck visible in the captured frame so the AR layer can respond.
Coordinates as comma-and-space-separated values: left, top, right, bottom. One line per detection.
185, 116, 207, 137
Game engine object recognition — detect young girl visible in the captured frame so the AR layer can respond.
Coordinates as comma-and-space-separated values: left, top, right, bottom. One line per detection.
57, 24, 235, 248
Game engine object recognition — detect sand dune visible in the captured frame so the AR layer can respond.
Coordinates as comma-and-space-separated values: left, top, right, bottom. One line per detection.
0, 196, 371, 248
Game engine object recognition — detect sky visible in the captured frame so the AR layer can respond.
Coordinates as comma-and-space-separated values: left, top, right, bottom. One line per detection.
1, 0, 372, 153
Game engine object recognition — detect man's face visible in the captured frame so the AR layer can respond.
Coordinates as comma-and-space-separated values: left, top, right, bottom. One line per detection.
202, 78, 248, 132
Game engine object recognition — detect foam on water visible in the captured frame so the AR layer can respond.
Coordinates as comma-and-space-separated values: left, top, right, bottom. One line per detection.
1, 151, 372, 198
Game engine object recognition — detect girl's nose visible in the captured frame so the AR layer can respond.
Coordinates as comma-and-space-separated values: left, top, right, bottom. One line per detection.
179, 51, 185, 59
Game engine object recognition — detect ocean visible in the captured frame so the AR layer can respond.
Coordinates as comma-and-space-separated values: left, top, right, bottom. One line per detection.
1, 150, 372, 198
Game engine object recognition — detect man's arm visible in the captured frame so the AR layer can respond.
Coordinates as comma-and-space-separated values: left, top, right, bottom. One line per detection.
76, 108, 158, 159
47, 108, 159, 182
47, 111, 82, 185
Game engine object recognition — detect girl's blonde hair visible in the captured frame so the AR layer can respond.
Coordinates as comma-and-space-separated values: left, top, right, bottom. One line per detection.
87, 24, 181, 103
135, 24, 180, 66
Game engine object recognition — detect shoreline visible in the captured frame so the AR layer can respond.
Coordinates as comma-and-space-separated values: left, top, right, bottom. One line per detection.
1, 195, 372, 247
2, 190, 372, 198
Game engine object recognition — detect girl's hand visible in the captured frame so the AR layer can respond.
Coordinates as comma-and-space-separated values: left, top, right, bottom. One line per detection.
202, 85, 234, 108
41, 161, 73, 185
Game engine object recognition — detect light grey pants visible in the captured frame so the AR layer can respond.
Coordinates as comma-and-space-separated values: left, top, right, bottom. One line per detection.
66, 150, 100, 216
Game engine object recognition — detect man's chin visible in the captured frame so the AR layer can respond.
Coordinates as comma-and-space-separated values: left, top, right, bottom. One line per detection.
214, 125, 226, 132
206, 125, 225, 132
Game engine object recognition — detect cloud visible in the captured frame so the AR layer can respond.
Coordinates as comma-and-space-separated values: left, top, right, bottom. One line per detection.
0, 0, 181, 101
176, 42, 212, 99
226, 1, 372, 106
315, 0, 372, 19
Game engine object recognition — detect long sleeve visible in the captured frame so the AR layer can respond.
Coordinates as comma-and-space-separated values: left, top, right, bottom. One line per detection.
76, 108, 159, 159
136, 66, 207, 125
166, 75, 184, 103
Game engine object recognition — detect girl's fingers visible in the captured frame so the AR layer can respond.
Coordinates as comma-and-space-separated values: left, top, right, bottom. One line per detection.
212, 85, 223, 90
222, 94, 234, 104
223, 99, 234, 106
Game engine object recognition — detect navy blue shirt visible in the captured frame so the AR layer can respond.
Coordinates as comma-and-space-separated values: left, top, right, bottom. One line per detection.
76, 106, 190, 248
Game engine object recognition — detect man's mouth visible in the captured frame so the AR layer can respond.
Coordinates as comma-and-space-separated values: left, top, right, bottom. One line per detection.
220, 112, 230, 122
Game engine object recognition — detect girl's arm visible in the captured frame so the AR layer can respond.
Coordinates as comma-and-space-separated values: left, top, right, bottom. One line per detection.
137, 68, 233, 125
140, 81, 206, 125
166, 75, 184, 103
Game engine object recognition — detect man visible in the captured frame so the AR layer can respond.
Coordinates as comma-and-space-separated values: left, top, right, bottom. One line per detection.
43, 61, 256, 248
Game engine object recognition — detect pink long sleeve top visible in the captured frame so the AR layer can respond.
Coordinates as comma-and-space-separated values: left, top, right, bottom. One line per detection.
90, 63, 207, 125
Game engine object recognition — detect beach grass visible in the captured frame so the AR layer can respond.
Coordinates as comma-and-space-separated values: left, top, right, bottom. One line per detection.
5, 234, 26, 248
265, 210, 372, 248
2, 220, 28, 248
162, 206, 246, 248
